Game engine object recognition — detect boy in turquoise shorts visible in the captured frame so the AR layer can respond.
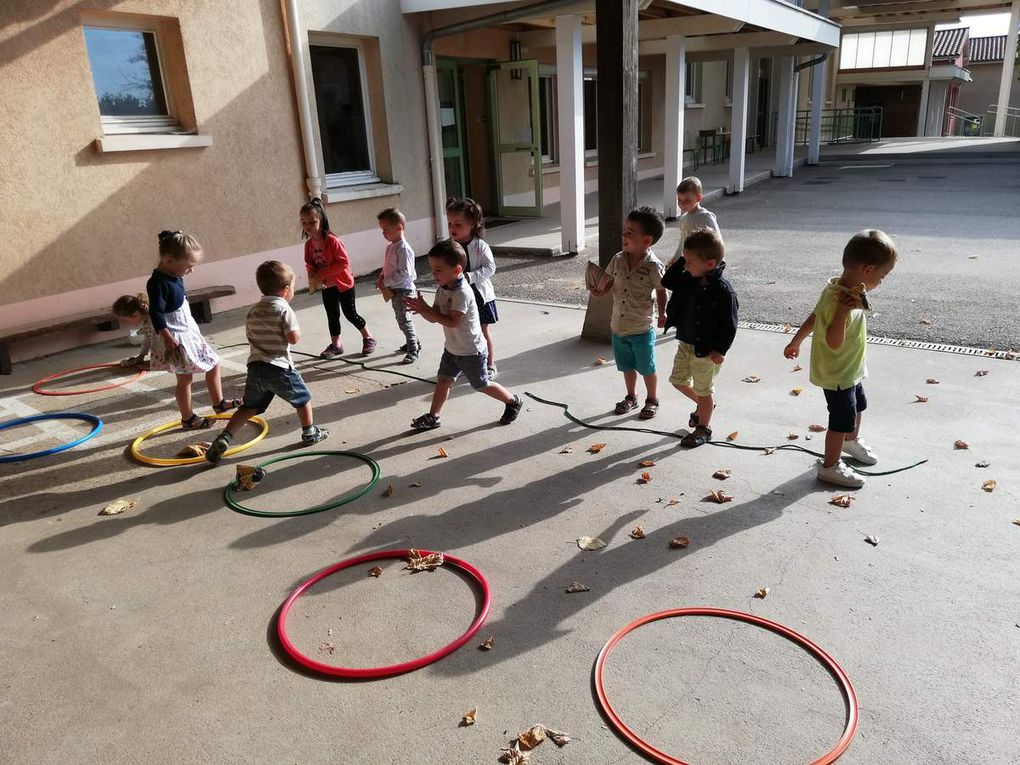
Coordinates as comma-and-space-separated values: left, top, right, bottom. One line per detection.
784, 229, 898, 488
590, 207, 667, 419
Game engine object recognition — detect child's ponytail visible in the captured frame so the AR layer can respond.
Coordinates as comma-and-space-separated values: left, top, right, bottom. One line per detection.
445, 197, 485, 239
300, 197, 331, 239
113, 292, 150, 317
157, 230, 202, 260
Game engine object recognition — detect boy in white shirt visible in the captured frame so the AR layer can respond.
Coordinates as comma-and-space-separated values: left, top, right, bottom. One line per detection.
671, 176, 721, 266
375, 208, 420, 363
404, 240, 523, 430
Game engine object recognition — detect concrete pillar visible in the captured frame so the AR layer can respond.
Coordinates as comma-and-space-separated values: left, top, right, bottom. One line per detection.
807, 0, 829, 164
662, 34, 686, 220
555, 14, 585, 253
727, 46, 750, 194
994, 0, 1020, 137
917, 78, 931, 137
773, 56, 797, 177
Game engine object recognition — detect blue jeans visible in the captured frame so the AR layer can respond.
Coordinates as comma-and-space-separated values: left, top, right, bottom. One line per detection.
241, 362, 311, 413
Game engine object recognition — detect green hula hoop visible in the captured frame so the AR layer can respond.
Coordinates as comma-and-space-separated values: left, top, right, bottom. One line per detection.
225, 451, 381, 517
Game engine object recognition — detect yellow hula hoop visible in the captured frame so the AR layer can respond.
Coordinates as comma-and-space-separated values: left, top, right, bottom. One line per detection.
130, 413, 269, 467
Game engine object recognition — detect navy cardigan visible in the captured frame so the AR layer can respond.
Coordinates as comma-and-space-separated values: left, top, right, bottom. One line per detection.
661, 257, 739, 357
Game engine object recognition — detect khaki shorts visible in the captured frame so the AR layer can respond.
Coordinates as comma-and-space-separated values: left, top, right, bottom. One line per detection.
669, 341, 720, 397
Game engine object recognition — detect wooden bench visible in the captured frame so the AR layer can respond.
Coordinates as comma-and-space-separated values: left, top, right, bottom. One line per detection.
0, 285, 235, 375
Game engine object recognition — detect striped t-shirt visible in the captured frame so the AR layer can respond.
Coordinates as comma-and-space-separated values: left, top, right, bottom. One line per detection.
245, 296, 299, 369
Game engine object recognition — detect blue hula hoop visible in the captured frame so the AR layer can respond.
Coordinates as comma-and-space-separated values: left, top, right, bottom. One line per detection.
0, 413, 103, 463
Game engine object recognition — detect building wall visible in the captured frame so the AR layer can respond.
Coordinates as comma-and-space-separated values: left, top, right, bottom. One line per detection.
956, 62, 1020, 118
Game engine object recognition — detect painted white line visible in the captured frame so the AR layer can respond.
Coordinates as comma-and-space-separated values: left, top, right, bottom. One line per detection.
839, 163, 896, 169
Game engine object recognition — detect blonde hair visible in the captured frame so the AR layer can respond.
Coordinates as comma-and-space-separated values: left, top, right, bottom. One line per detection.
157, 230, 202, 261
112, 293, 149, 316
677, 176, 704, 196
256, 260, 294, 295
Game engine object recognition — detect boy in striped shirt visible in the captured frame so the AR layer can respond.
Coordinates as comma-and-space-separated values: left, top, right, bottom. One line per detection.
206, 261, 328, 464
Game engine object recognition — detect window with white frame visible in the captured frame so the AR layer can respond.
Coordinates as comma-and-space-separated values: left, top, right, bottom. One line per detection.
309, 42, 379, 187
581, 73, 649, 156
840, 29, 928, 70
83, 25, 176, 134
685, 61, 701, 103
538, 75, 556, 162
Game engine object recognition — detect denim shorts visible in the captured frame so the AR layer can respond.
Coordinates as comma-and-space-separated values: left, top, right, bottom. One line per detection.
612, 329, 657, 376
437, 349, 490, 390
241, 361, 311, 413
823, 382, 868, 433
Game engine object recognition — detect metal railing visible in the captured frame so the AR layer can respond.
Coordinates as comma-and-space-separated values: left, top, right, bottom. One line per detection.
981, 105, 1020, 137
945, 106, 983, 137
793, 107, 883, 144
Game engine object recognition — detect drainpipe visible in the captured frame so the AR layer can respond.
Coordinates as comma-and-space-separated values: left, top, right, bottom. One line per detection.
284, 0, 323, 199
419, 0, 584, 240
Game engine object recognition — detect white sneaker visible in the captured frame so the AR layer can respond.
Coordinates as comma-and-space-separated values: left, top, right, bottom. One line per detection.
816, 459, 865, 488
842, 437, 878, 465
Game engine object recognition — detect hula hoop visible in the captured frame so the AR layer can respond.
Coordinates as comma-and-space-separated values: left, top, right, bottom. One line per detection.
0, 413, 103, 463
277, 549, 492, 679
594, 608, 858, 765
130, 413, 268, 466
225, 451, 381, 517
33, 363, 146, 396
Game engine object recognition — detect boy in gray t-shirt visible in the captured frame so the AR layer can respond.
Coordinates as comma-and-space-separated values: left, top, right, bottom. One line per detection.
671, 176, 721, 266
404, 240, 522, 430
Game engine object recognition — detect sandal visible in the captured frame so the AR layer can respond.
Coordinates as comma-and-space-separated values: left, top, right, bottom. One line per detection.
181, 413, 211, 430
320, 343, 342, 359
689, 403, 717, 428
639, 399, 660, 420
411, 412, 441, 431
614, 395, 638, 415
681, 425, 712, 449
362, 337, 377, 356
213, 398, 241, 414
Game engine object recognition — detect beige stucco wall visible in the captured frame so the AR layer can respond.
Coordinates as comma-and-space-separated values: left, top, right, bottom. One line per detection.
956, 62, 1020, 118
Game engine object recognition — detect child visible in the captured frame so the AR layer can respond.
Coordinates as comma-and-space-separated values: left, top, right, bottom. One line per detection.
147, 231, 238, 429
112, 293, 153, 369
206, 261, 328, 464
301, 198, 376, 358
671, 176, 721, 266
404, 240, 522, 430
589, 207, 667, 420
784, 229, 898, 488
662, 228, 738, 448
375, 208, 421, 364
446, 197, 499, 378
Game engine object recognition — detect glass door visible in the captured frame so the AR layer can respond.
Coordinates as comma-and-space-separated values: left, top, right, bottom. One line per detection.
437, 59, 467, 199
488, 59, 542, 217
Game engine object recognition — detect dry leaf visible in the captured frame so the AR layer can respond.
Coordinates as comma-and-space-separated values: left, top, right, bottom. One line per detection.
919, 318, 933, 325
926, 378, 940, 384
462, 708, 477, 726
565, 581, 590, 593
782, 323, 792, 333
727, 431, 739, 441
436, 447, 449, 458
236, 464, 267, 490
712, 469, 731, 480
914, 394, 930, 403
406, 549, 444, 571
588, 442, 607, 453
479, 636, 495, 651
409, 481, 423, 487
638, 471, 652, 484
499, 745, 529, 765
382, 484, 395, 497
368, 566, 383, 578
518, 726, 547, 750
176, 442, 211, 458
577, 536, 606, 551
639, 459, 656, 467
1012, 519, 1020, 527
665, 498, 680, 506
344, 387, 360, 395
594, 356, 609, 366
982, 480, 997, 492
559, 446, 574, 454
763, 447, 776, 455
670, 536, 690, 549
954, 440, 969, 450
829, 494, 855, 508
742, 375, 761, 383
975, 370, 989, 377
975, 461, 990, 468
864, 534, 880, 546
99, 499, 136, 516
790, 387, 803, 396
754, 587, 769, 599
319, 641, 336, 654
793, 364, 803, 371
787, 433, 800, 440
808, 424, 826, 432
630, 526, 646, 540
707, 489, 733, 504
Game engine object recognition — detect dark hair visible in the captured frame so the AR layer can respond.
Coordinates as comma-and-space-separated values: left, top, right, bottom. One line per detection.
445, 197, 484, 239
842, 229, 897, 269
627, 206, 665, 245
683, 228, 725, 264
377, 207, 406, 227
426, 239, 467, 269
676, 176, 704, 196
113, 293, 149, 316
299, 197, 330, 239
157, 230, 202, 260
256, 260, 294, 295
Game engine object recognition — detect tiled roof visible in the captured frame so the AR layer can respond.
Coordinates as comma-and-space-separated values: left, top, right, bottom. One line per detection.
968, 35, 1007, 63
932, 27, 967, 59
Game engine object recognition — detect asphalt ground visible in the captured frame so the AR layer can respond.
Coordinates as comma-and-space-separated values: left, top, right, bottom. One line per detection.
477, 160, 1020, 352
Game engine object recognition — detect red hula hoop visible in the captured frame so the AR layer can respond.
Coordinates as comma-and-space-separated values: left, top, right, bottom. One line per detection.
277, 549, 492, 679
594, 607, 859, 765
33, 363, 146, 396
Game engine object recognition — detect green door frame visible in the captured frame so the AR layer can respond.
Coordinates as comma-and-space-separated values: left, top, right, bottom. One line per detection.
488, 59, 543, 217
436, 58, 468, 199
